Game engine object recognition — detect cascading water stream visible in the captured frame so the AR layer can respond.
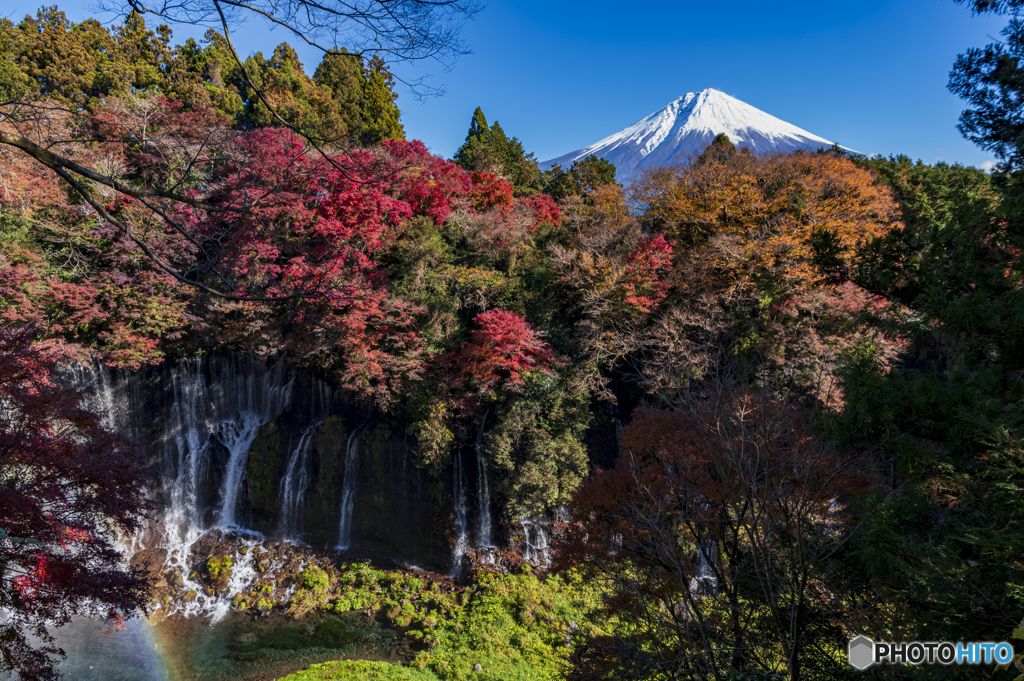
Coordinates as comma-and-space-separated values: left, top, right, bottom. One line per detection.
474, 412, 493, 548
213, 367, 294, 529
689, 539, 718, 596
163, 359, 210, 559
277, 425, 320, 540
154, 357, 294, 619
336, 425, 366, 550
520, 516, 551, 566
216, 413, 270, 529
277, 380, 333, 541
450, 448, 469, 575
475, 443, 493, 547
67, 362, 119, 431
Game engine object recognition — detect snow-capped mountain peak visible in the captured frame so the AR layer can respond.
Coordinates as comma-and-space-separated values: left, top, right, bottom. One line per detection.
541, 89, 842, 178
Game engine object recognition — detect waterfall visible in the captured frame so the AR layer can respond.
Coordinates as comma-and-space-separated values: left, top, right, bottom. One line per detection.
689, 539, 718, 597
154, 357, 294, 620
216, 412, 270, 529
160, 357, 293, 547
213, 364, 294, 529
474, 411, 493, 548
163, 358, 209, 559
451, 448, 469, 575
520, 516, 551, 566
336, 425, 365, 550
66, 361, 120, 431
277, 381, 333, 540
276, 425, 319, 540
476, 442, 493, 547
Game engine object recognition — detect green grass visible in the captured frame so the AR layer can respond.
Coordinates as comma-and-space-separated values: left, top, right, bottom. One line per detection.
278, 660, 440, 680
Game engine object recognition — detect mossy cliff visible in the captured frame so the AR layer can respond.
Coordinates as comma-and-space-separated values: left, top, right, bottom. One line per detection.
236, 413, 454, 569
247, 421, 283, 524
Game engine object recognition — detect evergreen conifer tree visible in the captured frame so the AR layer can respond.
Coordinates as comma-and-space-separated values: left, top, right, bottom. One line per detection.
313, 48, 365, 143
359, 54, 405, 144
453, 109, 541, 194
453, 106, 492, 169
543, 155, 619, 201
698, 132, 737, 164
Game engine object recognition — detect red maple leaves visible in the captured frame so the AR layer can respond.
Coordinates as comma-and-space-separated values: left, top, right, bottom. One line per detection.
442, 308, 556, 413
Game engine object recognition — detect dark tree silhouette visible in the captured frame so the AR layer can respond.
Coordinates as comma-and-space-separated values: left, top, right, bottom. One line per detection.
0, 328, 153, 681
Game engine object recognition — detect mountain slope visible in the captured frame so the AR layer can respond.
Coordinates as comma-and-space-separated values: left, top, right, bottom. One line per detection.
541, 89, 843, 178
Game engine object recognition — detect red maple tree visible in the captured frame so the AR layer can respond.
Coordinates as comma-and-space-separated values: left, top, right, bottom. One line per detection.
442, 308, 556, 413
555, 384, 873, 681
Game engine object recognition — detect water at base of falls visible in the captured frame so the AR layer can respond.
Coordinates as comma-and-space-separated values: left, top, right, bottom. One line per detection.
44, 617, 170, 681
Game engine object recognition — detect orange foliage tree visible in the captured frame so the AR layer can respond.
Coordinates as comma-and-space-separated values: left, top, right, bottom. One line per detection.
630, 144, 905, 405
632, 146, 902, 299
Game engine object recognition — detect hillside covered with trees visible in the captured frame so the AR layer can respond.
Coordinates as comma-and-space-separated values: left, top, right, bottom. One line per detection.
1, 1, 1023, 680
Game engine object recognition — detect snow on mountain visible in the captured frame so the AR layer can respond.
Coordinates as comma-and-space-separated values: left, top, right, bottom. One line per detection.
541, 89, 844, 178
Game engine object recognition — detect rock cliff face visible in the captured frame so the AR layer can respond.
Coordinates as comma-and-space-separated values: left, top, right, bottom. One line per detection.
74, 353, 596, 621
97, 356, 461, 573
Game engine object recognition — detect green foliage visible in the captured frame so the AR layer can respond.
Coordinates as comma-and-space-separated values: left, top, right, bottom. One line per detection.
360, 54, 405, 144
483, 372, 591, 516
0, 9, 402, 140
275, 562, 599, 681
453, 107, 542, 195
835, 151, 1024, 659
698, 131, 739, 164
0, 209, 33, 247
409, 571, 598, 681
280, 660, 439, 680
452, 107, 491, 170
239, 43, 353, 141
301, 565, 332, 593
542, 155, 619, 202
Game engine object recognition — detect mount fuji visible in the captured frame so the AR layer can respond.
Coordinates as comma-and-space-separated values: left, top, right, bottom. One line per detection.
541, 89, 844, 178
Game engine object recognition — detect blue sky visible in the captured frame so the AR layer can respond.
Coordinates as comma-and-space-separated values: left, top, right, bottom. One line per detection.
3, 0, 1009, 167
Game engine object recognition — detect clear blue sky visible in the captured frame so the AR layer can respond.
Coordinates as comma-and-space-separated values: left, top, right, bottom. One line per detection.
3, 0, 1009, 168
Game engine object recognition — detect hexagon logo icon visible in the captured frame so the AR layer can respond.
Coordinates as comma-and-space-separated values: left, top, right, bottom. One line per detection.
848, 635, 875, 670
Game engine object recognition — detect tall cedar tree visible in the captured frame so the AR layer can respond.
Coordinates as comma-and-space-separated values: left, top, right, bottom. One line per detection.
453, 107, 542, 195
359, 54, 405, 144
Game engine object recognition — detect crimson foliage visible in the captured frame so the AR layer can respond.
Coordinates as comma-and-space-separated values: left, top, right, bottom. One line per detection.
443, 308, 556, 413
